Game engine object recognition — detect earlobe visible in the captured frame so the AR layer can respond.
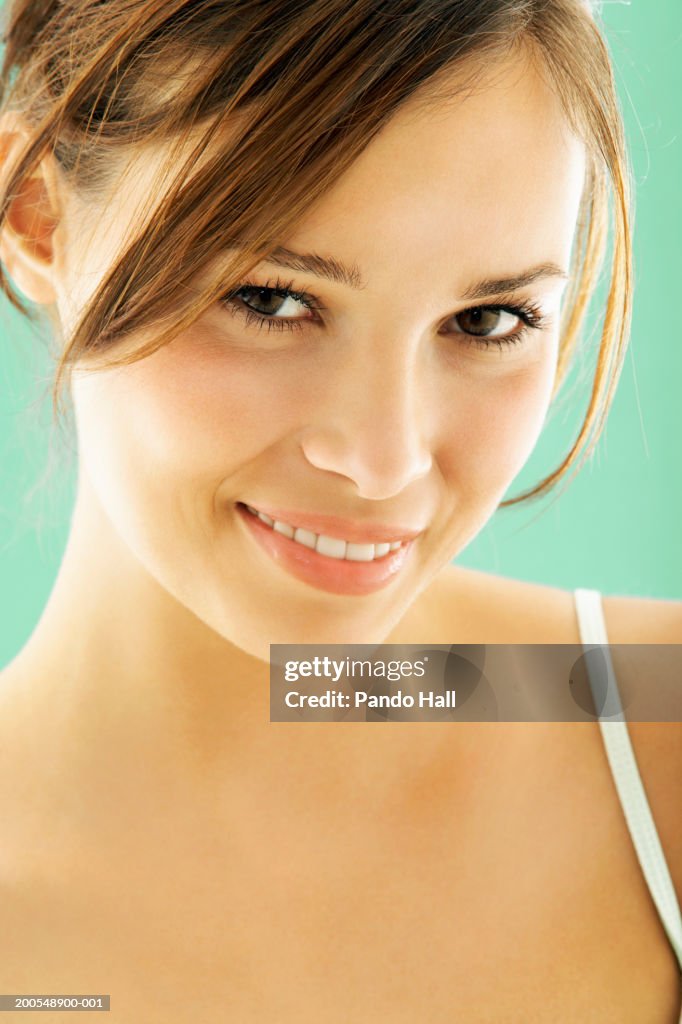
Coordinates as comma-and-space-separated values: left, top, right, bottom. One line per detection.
0, 115, 63, 306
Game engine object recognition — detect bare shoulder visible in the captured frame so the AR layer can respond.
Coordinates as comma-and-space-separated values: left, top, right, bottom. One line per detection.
427, 562, 682, 643
421, 562, 580, 642
600, 591, 682, 643
428, 564, 682, 906
599, 592, 682, 910
586, 587, 681, 907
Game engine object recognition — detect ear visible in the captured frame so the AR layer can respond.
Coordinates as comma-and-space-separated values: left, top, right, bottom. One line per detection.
0, 111, 64, 305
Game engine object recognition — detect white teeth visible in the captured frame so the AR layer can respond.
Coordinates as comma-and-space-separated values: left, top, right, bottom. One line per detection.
293, 527, 317, 549
345, 542, 376, 562
273, 519, 295, 538
315, 534, 347, 559
244, 504, 406, 560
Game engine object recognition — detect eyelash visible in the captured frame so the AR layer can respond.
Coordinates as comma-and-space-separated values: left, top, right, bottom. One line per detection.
219, 275, 549, 350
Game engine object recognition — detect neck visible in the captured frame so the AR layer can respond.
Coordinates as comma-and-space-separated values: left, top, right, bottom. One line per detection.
4, 467, 439, 772
4, 468, 274, 766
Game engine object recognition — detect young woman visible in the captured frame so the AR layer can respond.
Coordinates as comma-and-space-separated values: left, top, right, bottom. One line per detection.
0, 0, 680, 1020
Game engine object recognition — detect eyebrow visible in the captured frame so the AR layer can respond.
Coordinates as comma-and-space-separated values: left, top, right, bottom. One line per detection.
458, 263, 569, 301
263, 246, 365, 289
262, 246, 568, 300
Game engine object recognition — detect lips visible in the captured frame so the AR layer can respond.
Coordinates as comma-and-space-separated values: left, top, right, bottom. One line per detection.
235, 502, 417, 596
237, 502, 425, 545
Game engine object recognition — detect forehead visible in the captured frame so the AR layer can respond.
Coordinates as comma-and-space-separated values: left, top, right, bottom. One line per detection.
81, 43, 586, 290
283, 45, 586, 282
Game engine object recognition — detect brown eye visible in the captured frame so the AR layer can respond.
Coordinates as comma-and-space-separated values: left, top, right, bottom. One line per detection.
235, 286, 308, 318
220, 278, 324, 335
453, 307, 520, 338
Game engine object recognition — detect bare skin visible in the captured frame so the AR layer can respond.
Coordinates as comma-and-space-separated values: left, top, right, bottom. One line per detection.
0, 570, 680, 1022
0, 43, 680, 1022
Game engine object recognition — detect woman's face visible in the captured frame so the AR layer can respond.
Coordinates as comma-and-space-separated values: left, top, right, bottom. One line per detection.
59, 47, 586, 661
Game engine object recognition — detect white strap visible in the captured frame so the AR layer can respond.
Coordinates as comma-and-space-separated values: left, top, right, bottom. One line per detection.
574, 588, 682, 972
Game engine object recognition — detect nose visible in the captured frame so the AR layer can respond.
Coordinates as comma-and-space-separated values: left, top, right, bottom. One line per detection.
299, 345, 434, 501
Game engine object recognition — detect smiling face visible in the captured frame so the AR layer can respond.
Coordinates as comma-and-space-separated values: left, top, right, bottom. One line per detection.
55, 44, 586, 661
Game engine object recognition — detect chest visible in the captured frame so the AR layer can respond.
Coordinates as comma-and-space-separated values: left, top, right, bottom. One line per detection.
1, 731, 679, 1023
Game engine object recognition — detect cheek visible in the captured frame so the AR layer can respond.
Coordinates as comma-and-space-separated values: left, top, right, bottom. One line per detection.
73, 322, 557, 547
72, 329, 305, 512
138, 339, 307, 476
441, 349, 558, 499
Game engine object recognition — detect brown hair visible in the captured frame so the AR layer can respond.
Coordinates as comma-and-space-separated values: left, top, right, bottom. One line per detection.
0, 0, 631, 506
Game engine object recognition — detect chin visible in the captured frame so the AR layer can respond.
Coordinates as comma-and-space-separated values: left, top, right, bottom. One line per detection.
223, 615, 397, 663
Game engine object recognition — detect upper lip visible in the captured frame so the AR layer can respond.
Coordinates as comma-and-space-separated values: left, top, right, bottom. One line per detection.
241, 503, 427, 544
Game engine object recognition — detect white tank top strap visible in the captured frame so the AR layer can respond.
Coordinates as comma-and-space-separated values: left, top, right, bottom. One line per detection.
573, 588, 682, 974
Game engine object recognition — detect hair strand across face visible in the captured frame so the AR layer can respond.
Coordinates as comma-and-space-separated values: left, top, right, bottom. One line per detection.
0, 0, 632, 506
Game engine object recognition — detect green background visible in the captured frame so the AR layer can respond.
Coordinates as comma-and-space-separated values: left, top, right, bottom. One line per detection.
1, 2, 680, 668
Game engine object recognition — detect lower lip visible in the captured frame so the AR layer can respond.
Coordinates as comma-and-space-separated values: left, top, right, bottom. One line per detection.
236, 503, 416, 596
